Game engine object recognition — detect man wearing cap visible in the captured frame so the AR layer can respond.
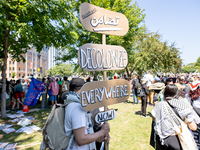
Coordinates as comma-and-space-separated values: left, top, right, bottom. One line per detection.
64, 78, 110, 150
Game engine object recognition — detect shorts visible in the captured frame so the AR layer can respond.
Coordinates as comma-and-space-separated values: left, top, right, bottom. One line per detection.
12, 92, 24, 99
49, 95, 57, 101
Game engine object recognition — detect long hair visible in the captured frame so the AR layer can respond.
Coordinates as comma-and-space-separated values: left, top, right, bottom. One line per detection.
189, 88, 200, 100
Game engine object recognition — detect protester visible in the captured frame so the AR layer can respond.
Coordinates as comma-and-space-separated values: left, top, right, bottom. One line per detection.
188, 81, 200, 115
12, 80, 24, 110
141, 78, 148, 117
151, 84, 198, 150
48, 77, 59, 106
144, 70, 155, 105
64, 78, 110, 150
131, 74, 140, 104
62, 76, 69, 92
41, 78, 47, 109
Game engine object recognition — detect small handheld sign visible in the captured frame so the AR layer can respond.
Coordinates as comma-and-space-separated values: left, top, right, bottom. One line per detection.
79, 2, 129, 36
78, 43, 128, 71
95, 109, 117, 124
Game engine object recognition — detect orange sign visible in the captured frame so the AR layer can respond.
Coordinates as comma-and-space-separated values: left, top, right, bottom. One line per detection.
78, 43, 128, 71
80, 79, 131, 111
79, 2, 129, 36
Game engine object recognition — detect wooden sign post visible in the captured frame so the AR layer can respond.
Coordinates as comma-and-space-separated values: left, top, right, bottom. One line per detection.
79, 3, 129, 150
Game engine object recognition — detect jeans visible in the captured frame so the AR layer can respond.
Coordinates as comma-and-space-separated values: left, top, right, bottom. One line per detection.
133, 89, 139, 104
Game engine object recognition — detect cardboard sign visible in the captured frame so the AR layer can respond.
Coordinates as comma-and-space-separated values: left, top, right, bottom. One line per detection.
95, 109, 116, 123
79, 2, 129, 36
81, 79, 131, 111
78, 43, 128, 71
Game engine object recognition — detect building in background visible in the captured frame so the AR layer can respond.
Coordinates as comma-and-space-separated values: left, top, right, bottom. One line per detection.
0, 46, 71, 80
3, 47, 48, 80
47, 46, 70, 70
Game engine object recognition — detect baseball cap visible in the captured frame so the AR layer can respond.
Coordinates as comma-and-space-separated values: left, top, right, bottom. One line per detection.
70, 78, 85, 88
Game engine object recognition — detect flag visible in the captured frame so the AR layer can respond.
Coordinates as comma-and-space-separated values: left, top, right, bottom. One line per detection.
24, 78, 45, 106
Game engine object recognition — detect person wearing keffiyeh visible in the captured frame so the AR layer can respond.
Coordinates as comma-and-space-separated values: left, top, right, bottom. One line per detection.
151, 84, 198, 150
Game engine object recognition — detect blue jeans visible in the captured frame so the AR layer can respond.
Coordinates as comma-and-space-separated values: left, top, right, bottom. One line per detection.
133, 89, 139, 104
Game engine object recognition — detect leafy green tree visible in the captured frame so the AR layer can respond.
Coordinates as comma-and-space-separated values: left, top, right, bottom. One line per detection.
195, 57, 200, 67
11, 72, 16, 78
129, 31, 182, 76
47, 64, 72, 77
182, 63, 196, 73
0, 0, 77, 118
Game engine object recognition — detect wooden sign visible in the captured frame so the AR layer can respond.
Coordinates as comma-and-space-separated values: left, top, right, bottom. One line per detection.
95, 109, 116, 123
78, 43, 128, 71
79, 2, 129, 36
81, 79, 131, 111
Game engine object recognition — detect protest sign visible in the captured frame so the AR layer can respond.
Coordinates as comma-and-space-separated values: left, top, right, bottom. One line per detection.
23, 78, 45, 106
79, 2, 129, 36
95, 109, 116, 123
80, 79, 131, 111
78, 43, 128, 71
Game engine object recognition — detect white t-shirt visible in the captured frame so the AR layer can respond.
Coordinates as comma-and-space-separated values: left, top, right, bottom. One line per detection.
64, 103, 89, 150
144, 74, 154, 87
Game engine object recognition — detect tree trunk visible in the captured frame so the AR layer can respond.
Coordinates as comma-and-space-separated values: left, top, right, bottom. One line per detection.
1, 24, 9, 118
1, 47, 8, 118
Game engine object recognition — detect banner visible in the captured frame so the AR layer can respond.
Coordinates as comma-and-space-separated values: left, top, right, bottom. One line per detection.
23, 78, 45, 106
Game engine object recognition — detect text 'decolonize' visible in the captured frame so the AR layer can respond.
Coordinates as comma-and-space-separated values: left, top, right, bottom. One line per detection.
78, 43, 128, 71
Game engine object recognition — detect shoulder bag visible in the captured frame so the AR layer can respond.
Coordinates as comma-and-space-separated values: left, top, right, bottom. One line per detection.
165, 101, 198, 150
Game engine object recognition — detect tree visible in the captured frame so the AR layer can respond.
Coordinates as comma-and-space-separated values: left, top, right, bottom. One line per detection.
11, 72, 16, 78
56, 0, 146, 74
182, 63, 196, 73
0, 0, 77, 118
195, 57, 200, 68
47, 64, 72, 77
127, 31, 182, 76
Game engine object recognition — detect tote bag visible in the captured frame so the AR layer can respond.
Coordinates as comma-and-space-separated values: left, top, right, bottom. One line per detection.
165, 102, 198, 150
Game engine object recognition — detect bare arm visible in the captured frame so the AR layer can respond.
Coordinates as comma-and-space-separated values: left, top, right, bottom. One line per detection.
73, 123, 110, 146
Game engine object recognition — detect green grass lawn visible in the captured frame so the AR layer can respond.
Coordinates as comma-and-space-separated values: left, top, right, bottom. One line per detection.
0, 97, 154, 150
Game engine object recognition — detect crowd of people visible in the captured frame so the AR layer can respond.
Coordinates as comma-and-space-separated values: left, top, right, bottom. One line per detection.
129, 71, 200, 150
1, 71, 200, 150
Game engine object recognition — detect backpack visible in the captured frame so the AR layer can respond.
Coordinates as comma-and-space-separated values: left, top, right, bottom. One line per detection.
132, 79, 140, 89
137, 86, 145, 97
40, 104, 71, 150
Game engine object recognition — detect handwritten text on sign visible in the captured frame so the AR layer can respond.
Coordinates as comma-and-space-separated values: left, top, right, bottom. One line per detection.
79, 2, 129, 36
80, 79, 131, 111
95, 110, 116, 123
78, 43, 128, 71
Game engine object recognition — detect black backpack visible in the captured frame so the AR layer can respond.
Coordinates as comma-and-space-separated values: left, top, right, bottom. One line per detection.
137, 86, 145, 97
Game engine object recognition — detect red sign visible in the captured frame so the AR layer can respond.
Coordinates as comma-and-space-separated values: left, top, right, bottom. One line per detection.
30, 62, 33, 68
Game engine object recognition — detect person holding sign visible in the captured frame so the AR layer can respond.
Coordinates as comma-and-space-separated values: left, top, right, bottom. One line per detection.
64, 78, 110, 150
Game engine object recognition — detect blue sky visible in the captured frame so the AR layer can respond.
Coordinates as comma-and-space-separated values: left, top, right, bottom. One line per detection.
132, 0, 200, 65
